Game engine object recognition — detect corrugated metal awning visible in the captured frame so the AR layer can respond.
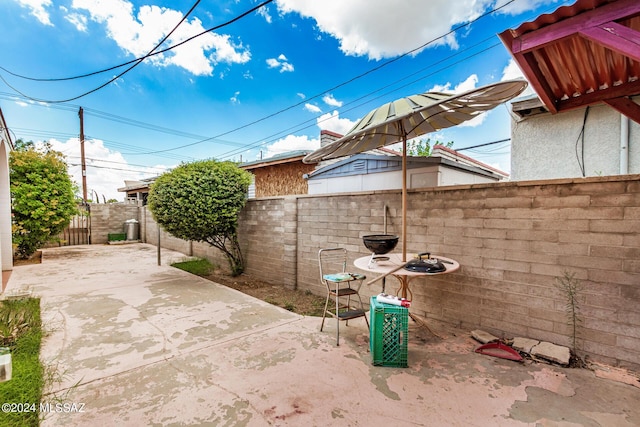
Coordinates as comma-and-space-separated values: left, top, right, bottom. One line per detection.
499, 0, 640, 123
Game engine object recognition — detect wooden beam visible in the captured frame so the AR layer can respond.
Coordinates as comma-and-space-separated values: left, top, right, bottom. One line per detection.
604, 97, 640, 124
513, 0, 640, 54
498, 31, 558, 113
557, 79, 640, 114
579, 22, 640, 62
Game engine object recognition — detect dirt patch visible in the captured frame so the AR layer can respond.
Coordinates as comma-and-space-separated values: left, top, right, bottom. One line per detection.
203, 270, 326, 317
12, 251, 42, 267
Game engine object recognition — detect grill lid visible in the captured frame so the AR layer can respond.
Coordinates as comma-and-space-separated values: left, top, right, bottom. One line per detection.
404, 252, 447, 273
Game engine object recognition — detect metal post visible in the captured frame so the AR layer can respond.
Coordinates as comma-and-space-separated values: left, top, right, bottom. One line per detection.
157, 224, 161, 266
78, 107, 87, 203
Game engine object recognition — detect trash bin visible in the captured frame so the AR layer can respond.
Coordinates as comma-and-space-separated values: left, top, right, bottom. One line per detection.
124, 219, 139, 241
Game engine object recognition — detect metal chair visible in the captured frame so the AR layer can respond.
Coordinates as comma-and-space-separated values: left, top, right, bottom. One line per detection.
318, 248, 370, 345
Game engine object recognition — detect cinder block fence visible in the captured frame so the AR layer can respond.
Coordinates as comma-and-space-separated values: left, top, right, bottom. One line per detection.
92, 174, 640, 371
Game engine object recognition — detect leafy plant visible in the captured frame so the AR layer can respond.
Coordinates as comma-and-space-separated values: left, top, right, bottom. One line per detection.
404, 138, 454, 156
0, 299, 35, 346
148, 160, 252, 276
555, 271, 583, 354
0, 298, 43, 427
10, 140, 78, 259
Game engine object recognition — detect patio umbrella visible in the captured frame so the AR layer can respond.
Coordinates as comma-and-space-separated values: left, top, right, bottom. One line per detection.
303, 79, 528, 261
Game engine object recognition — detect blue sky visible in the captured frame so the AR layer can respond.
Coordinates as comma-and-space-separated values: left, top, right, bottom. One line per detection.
0, 0, 564, 200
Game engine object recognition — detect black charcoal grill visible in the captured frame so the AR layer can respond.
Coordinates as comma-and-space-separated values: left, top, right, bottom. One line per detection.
363, 234, 398, 268
404, 252, 447, 273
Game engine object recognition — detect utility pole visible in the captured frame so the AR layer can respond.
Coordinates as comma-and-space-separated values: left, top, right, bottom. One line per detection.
78, 107, 88, 203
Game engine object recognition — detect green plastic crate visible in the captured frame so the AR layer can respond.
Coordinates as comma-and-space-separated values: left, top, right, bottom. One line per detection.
369, 296, 408, 367
108, 233, 126, 242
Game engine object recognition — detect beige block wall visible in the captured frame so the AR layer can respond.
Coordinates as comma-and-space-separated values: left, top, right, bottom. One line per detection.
95, 174, 640, 371
90, 204, 140, 244
242, 175, 640, 371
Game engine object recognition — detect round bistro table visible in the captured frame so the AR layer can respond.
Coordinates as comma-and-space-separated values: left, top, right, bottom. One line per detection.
354, 253, 459, 300
354, 253, 460, 336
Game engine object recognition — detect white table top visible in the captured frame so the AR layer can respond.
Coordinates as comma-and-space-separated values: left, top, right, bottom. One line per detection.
354, 253, 460, 277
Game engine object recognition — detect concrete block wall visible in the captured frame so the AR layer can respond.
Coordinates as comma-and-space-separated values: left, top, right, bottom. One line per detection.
93, 175, 640, 370
284, 175, 640, 371
142, 210, 192, 258
237, 197, 297, 288
399, 177, 640, 371
89, 204, 140, 244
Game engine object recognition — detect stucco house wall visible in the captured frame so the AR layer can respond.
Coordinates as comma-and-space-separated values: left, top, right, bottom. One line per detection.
0, 110, 13, 275
510, 97, 640, 181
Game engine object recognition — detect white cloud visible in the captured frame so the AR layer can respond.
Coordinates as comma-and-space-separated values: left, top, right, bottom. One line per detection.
501, 58, 524, 81
70, 0, 251, 76
276, 0, 557, 60
264, 134, 319, 158
65, 12, 88, 31
44, 138, 167, 202
501, 58, 535, 97
230, 91, 240, 104
304, 103, 322, 113
316, 110, 356, 135
428, 74, 478, 94
495, 0, 561, 15
17, 0, 52, 25
266, 53, 294, 72
428, 74, 490, 128
263, 110, 357, 158
297, 92, 306, 99
454, 74, 479, 93
275, 0, 490, 60
322, 94, 342, 107
256, 4, 272, 23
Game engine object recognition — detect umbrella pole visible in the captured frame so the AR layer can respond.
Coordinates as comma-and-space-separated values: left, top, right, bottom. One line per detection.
402, 136, 407, 262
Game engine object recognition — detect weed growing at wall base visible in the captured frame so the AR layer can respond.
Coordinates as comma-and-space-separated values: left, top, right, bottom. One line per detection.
555, 271, 583, 356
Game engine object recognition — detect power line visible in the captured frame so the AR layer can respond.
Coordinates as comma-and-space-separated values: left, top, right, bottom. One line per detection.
3, 0, 569, 165
456, 138, 510, 152
1, 0, 203, 102
0, 0, 274, 84
131, 0, 522, 156
65, 155, 168, 171
216, 39, 505, 161
67, 162, 165, 175
0, 0, 273, 104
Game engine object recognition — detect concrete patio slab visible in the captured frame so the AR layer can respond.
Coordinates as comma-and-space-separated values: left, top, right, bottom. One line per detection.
5, 243, 640, 426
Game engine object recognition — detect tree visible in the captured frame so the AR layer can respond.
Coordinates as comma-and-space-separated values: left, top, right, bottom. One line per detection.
10, 140, 78, 259
148, 160, 252, 276
405, 138, 454, 156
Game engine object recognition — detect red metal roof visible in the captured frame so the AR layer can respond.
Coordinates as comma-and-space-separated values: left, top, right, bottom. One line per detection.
499, 0, 640, 123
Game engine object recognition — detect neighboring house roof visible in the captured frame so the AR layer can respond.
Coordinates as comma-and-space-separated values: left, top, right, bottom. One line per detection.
499, 0, 640, 123
240, 150, 312, 170
431, 144, 509, 177
305, 152, 505, 181
117, 177, 156, 193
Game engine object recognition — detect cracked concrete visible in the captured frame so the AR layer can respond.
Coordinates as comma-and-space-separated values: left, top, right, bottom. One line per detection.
5, 243, 640, 426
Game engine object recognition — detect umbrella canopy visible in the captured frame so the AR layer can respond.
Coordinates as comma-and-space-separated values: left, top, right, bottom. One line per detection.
303, 80, 528, 163
303, 80, 528, 261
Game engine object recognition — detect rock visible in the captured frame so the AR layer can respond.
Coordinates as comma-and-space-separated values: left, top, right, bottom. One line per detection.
512, 337, 540, 354
471, 330, 498, 344
531, 341, 571, 366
